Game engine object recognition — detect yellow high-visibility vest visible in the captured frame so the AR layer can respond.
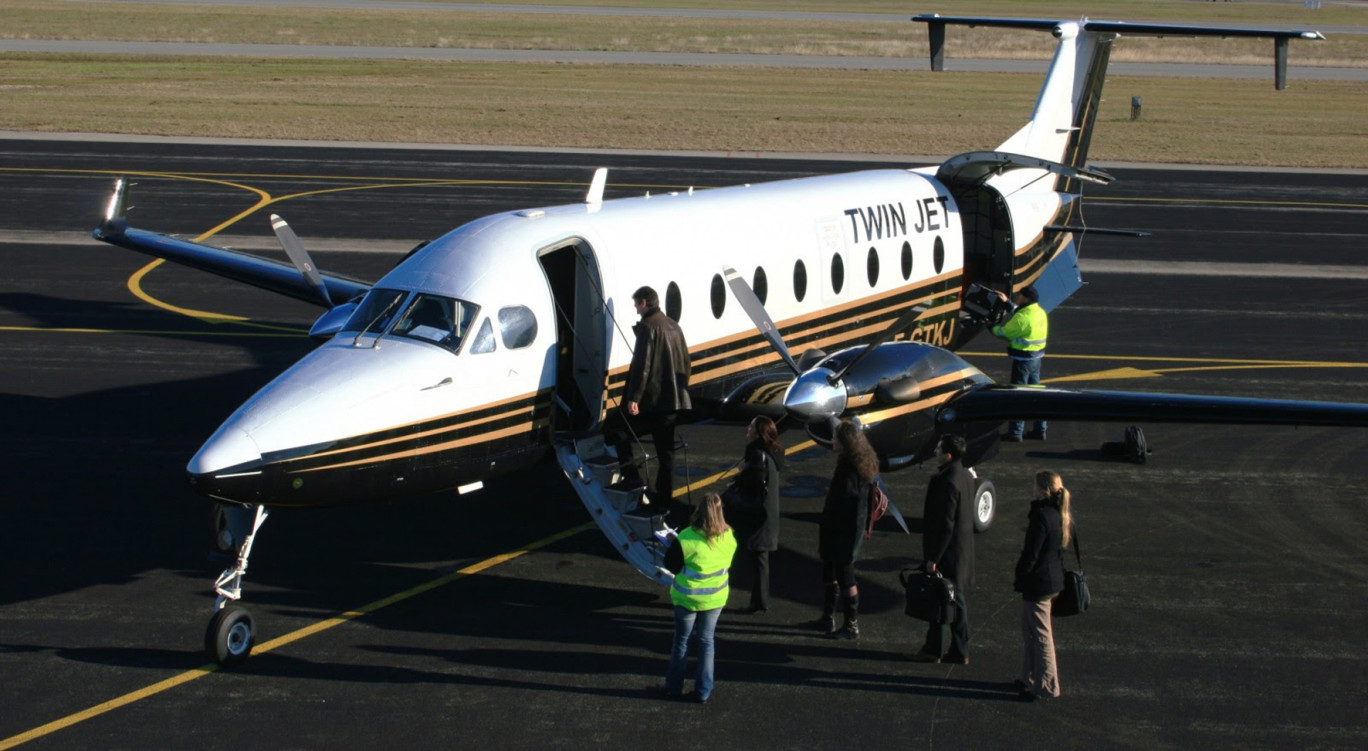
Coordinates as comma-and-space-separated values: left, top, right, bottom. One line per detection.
993, 302, 1048, 356
670, 527, 737, 611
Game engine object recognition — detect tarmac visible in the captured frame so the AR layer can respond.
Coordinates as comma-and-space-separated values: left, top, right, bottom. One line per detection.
1, 139, 1366, 750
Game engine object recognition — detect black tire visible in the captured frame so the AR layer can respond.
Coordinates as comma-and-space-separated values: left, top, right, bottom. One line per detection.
205, 605, 255, 666
211, 503, 235, 554
972, 480, 996, 533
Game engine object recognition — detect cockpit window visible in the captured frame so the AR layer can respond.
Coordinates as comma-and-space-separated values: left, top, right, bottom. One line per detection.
391, 293, 479, 353
342, 289, 479, 354
342, 288, 407, 336
497, 306, 538, 349
468, 317, 497, 355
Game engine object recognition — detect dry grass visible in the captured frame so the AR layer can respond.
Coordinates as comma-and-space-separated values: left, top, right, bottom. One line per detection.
3, 1, 1365, 166
6, 0, 1366, 66
3, 55, 1363, 168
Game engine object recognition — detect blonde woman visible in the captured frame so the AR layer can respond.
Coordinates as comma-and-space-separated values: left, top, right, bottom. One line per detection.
662, 492, 737, 703
1012, 470, 1072, 701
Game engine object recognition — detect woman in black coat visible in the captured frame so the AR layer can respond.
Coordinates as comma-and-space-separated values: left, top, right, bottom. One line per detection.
815, 420, 878, 639
729, 416, 783, 613
1013, 470, 1071, 701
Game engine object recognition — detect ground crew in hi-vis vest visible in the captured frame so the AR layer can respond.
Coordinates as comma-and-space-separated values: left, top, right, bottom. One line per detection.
991, 285, 1049, 441
661, 492, 736, 703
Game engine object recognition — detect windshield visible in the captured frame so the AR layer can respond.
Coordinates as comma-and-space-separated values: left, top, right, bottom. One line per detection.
343, 289, 480, 354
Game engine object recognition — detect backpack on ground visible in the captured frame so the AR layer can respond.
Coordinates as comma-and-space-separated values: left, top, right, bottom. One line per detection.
1101, 425, 1150, 464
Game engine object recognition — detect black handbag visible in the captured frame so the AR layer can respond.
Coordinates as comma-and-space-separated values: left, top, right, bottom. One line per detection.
1054, 529, 1091, 617
900, 568, 959, 624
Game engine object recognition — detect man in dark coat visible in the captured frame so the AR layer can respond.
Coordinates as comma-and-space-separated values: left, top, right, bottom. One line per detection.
909, 434, 975, 664
613, 286, 691, 509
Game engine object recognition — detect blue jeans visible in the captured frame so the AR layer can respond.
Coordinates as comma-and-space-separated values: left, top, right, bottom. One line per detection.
1008, 356, 1046, 438
665, 605, 722, 700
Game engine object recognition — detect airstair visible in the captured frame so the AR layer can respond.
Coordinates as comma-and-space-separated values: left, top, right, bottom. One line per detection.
553, 433, 675, 585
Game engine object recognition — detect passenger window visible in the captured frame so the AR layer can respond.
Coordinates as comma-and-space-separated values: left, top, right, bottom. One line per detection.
666, 282, 682, 322
830, 254, 845, 295
498, 306, 538, 349
793, 260, 807, 302
753, 267, 768, 305
866, 247, 880, 287
468, 317, 497, 354
710, 274, 726, 319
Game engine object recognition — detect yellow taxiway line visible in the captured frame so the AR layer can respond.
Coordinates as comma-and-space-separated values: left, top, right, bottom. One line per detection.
0, 522, 595, 751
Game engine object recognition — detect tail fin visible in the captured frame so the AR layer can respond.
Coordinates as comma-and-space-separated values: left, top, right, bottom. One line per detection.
914, 15, 1325, 176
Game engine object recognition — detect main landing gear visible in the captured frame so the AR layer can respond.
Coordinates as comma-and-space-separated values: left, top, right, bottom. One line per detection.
206, 503, 269, 666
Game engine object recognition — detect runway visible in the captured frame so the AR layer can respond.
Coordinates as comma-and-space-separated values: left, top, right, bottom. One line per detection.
2, 139, 1367, 749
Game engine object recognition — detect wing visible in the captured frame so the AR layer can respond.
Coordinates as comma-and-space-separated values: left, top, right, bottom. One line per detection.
92, 178, 371, 308
939, 385, 1368, 428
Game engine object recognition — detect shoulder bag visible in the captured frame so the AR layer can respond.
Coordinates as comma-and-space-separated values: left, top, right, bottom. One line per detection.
1054, 528, 1091, 617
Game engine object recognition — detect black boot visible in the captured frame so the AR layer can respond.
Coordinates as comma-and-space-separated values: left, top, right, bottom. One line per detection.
837, 595, 860, 640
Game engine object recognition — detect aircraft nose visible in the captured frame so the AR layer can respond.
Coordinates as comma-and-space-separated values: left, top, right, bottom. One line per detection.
784, 368, 847, 423
188, 426, 261, 477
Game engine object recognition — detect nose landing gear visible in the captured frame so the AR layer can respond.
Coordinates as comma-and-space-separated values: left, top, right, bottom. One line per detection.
206, 503, 269, 666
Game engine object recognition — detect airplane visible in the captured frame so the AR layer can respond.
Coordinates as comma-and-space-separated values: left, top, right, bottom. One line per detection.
89, 16, 1358, 666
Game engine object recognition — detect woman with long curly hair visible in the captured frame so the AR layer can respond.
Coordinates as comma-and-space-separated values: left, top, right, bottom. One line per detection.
662, 492, 737, 703
814, 420, 880, 639
1013, 470, 1072, 701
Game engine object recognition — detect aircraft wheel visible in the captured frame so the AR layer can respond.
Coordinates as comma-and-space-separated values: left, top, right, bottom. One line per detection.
212, 503, 235, 554
972, 479, 996, 533
205, 605, 255, 666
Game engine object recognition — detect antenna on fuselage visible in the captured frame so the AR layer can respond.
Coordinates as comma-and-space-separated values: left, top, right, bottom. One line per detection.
585, 168, 608, 212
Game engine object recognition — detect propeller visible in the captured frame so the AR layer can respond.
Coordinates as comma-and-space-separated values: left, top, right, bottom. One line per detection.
724, 264, 937, 425
270, 214, 332, 308
825, 303, 930, 386
722, 266, 800, 375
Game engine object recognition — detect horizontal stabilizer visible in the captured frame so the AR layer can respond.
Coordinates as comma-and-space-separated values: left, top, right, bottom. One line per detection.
940, 385, 1368, 428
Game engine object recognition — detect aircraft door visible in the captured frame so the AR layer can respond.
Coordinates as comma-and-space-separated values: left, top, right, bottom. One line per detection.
538, 239, 609, 433
950, 183, 1014, 295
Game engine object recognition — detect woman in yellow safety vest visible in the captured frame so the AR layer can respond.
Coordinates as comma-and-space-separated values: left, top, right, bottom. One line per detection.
662, 492, 737, 703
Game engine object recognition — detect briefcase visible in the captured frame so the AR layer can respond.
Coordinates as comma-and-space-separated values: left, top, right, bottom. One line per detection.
900, 568, 959, 624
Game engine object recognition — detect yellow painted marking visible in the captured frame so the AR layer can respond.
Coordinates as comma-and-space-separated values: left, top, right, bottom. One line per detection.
0, 325, 304, 337
1045, 366, 1162, 383
0, 522, 593, 751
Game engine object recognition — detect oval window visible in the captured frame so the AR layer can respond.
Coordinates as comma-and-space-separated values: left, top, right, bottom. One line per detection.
866, 247, 880, 287
753, 267, 768, 305
901, 241, 913, 280
666, 282, 682, 322
933, 236, 945, 274
710, 273, 726, 319
497, 306, 537, 349
793, 260, 808, 303
830, 254, 845, 295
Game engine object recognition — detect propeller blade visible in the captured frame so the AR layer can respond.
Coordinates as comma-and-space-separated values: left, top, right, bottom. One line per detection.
723, 265, 800, 375
827, 303, 930, 386
270, 214, 332, 307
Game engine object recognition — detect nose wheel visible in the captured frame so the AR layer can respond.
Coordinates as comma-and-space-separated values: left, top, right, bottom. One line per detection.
205, 605, 256, 665
207, 504, 269, 665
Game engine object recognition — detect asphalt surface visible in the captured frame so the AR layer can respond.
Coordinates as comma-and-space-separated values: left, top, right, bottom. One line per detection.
2, 140, 1367, 750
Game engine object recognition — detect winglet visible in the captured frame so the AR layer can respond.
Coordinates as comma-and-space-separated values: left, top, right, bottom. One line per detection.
96, 177, 130, 236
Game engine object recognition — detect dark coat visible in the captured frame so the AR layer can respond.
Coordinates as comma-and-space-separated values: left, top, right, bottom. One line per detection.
819, 460, 870, 567
922, 458, 976, 587
625, 308, 691, 413
734, 440, 782, 552
1014, 499, 1066, 599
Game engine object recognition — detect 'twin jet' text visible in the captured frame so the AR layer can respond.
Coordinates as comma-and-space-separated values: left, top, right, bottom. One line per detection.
843, 196, 951, 244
